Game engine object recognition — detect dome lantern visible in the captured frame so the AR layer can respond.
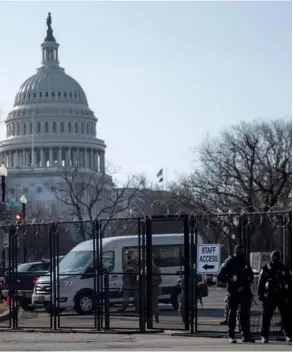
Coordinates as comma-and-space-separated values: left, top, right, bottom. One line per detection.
41, 12, 60, 68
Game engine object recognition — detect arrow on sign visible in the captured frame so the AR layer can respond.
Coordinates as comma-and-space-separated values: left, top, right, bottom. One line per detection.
203, 264, 215, 270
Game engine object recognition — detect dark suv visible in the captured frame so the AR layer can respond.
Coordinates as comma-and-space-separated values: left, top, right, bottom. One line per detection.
2, 261, 51, 311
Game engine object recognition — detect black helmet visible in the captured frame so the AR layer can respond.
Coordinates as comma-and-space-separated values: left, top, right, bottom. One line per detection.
270, 250, 281, 262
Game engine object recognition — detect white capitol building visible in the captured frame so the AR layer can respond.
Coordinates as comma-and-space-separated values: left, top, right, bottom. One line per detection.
0, 13, 111, 218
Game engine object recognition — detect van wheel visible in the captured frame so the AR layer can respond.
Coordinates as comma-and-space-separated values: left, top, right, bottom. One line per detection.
74, 291, 94, 315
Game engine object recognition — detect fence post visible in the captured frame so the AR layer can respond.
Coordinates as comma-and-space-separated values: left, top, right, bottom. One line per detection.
138, 217, 146, 333
183, 216, 190, 331
146, 217, 153, 329
288, 211, 292, 270
9, 224, 18, 329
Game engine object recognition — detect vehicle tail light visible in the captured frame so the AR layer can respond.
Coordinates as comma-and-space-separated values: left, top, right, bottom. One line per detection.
32, 276, 39, 287
204, 278, 207, 287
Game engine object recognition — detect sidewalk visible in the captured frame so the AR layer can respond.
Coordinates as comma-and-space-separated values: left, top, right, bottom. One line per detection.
0, 331, 290, 351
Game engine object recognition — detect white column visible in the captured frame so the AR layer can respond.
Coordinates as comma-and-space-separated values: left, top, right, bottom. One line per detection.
9, 151, 13, 168
84, 149, 88, 169
40, 148, 44, 167
49, 148, 53, 167
58, 148, 62, 165
20, 151, 23, 167
89, 149, 93, 169
100, 151, 105, 173
76, 148, 80, 167
66, 148, 71, 166
14, 151, 18, 167
33, 149, 37, 167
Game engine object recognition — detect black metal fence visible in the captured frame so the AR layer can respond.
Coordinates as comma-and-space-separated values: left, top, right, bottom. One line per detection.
0, 210, 291, 338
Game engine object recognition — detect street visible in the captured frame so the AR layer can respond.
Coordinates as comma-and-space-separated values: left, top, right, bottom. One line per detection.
0, 331, 290, 351
0, 286, 282, 335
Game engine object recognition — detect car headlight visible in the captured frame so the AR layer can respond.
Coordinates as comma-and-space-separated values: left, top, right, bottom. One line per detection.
59, 279, 73, 287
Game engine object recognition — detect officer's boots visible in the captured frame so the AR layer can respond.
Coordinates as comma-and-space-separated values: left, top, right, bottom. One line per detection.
154, 313, 159, 323
242, 336, 255, 343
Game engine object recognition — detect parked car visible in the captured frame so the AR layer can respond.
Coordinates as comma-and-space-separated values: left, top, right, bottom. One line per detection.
2, 260, 51, 311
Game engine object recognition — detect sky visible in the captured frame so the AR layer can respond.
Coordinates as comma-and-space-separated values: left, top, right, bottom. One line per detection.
0, 1, 291, 185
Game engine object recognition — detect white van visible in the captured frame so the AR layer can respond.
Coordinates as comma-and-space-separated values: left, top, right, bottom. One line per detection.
32, 233, 208, 315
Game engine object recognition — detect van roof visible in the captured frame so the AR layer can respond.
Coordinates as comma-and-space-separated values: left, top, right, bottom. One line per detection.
72, 233, 198, 252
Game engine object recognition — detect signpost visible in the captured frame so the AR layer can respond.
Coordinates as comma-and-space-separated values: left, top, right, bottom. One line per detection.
3, 233, 9, 248
197, 244, 221, 274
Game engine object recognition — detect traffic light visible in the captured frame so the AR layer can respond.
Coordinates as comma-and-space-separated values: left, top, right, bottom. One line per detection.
15, 214, 22, 224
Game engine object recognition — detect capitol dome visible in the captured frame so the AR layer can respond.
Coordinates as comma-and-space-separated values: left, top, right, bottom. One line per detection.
14, 68, 88, 107
0, 12, 106, 175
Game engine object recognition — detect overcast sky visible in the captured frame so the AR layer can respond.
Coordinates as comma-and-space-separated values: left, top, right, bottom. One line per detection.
0, 1, 291, 184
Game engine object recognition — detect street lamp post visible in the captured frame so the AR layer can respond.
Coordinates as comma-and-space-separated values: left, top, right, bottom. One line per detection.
0, 163, 8, 203
20, 194, 27, 220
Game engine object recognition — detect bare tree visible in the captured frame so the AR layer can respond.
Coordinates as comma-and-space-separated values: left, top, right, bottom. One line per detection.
171, 118, 292, 248
52, 164, 146, 240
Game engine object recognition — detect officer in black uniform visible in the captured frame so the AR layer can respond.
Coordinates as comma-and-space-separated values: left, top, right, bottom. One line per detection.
258, 250, 292, 344
217, 245, 255, 344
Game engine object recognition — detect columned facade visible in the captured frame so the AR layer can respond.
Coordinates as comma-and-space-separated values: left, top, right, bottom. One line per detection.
0, 147, 106, 172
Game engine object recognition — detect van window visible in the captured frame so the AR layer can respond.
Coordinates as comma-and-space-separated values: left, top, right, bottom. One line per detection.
59, 250, 93, 274
122, 245, 184, 268
153, 245, 182, 267
102, 251, 114, 272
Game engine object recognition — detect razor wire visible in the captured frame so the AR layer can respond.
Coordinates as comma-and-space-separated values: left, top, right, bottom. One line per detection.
0, 202, 291, 230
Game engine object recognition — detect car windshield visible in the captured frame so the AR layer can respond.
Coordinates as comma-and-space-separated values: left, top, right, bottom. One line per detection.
17, 263, 32, 272
58, 251, 93, 274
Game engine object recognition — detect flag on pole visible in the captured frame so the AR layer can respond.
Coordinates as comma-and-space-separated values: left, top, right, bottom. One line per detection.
156, 168, 163, 177
156, 168, 163, 182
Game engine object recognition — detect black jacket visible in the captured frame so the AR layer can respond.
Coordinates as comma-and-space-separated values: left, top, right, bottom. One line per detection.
217, 256, 254, 294
257, 262, 292, 300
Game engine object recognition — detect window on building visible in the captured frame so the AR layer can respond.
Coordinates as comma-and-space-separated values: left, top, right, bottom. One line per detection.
81, 122, 84, 134
37, 122, 41, 133
75, 122, 78, 133
16, 124, 20, 136
23, 123, 27, 135
60, 122, 64, 133
68, 122, 71, 133
86, 124, 89, 134
37, 187, 42, 193
23, 188, 29, 194
45, 92, 48, 97
52, 92, 55, 97
45, 122, 49, 133
30, 123, 32, 134
53, 122, 57, 133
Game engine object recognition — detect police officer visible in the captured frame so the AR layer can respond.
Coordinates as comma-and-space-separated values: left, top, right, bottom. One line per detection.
178, 267, 203, 326
144, 255, 162, 323
217, 245, 255, 343
118, 250, 139, 312
258, 250, 292, 344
